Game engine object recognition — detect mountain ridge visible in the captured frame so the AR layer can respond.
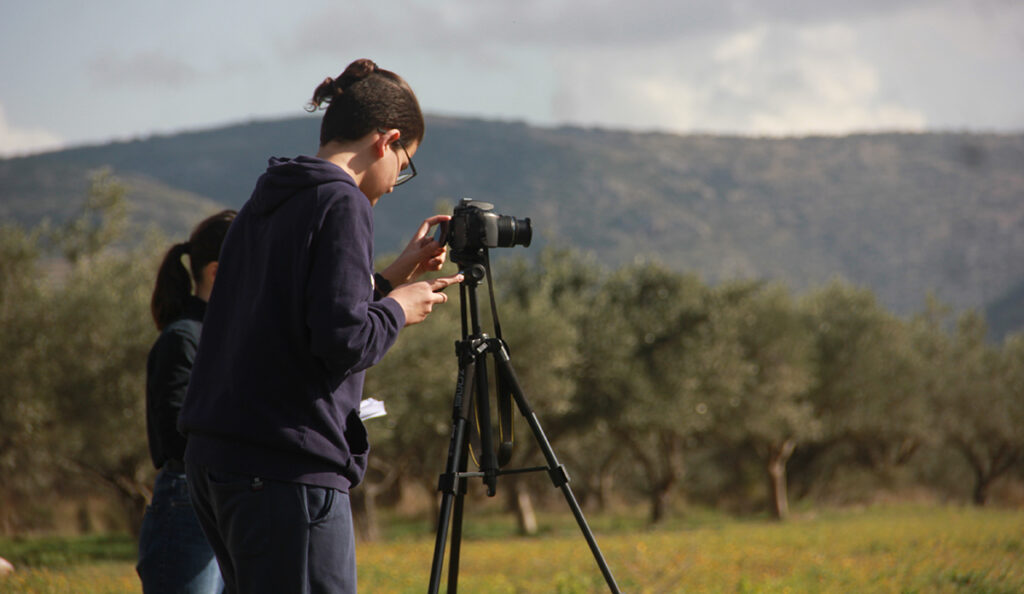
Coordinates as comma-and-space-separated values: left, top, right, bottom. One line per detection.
2, 115, 1022, 337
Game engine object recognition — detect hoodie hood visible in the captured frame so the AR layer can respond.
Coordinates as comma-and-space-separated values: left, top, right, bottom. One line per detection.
248, 156, 359, 216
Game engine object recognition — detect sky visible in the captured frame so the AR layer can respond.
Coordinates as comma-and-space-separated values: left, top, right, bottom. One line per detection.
1, 0, 1022, 157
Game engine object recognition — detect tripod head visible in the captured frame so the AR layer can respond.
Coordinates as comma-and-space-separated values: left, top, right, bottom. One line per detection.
455, 260, 487, 287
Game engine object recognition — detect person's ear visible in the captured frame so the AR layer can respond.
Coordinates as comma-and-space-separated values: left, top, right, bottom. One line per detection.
374, 128, 401, 158
204, 261, 219, 284
195, 261, 219, 300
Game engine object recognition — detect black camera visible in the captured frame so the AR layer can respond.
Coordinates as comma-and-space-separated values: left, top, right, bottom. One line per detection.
435, 199, 532, 255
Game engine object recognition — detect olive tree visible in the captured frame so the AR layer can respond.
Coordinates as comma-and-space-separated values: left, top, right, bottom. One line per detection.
799, 281, 931, 498
0, 223, 56, 532
711, 282, 819, 520
936, 313, 1024, 505
577, 263, 719, 524
44, 171, 155, 533
0, 171, 158, 534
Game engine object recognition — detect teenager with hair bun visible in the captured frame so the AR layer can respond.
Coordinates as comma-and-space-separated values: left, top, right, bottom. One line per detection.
138, 209, 236, 594
179, 59, 461, 593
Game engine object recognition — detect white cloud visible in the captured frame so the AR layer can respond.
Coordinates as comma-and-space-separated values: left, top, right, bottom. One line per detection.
549, 20, 929, 136
735, 24, 928, 134
0, 104, 63, 157
713, 26, 769, 63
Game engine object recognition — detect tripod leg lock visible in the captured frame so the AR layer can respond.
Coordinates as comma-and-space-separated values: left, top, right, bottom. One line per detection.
437, 472, 468, 495
547, 464, 571, 488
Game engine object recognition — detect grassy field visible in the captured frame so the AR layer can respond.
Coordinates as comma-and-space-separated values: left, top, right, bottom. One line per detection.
1, 505, 1021, 593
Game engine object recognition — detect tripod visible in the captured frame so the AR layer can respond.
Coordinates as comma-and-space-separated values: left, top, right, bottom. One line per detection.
428, 253, 620, 594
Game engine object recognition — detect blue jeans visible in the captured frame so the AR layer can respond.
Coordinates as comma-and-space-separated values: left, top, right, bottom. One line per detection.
187, 464, 357, 594
137, 468, 225, 594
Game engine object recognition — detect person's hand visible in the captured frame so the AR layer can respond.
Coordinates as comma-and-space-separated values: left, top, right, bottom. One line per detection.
387, 273, 463, 326
381, 215, 450, 288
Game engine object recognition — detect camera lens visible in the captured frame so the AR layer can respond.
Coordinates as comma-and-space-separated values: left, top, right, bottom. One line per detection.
496, 216, 532, 248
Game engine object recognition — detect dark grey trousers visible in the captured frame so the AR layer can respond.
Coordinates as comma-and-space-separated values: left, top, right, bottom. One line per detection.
187, 465, 356, 594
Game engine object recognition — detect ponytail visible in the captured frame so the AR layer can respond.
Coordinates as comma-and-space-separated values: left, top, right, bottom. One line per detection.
150, 210, 236, 330
151, 242, 193, 330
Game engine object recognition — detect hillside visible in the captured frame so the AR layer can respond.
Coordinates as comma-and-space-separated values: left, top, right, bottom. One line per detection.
2, 116, 1022, 334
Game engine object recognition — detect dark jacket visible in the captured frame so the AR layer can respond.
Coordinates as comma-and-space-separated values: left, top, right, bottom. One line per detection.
146, 296, 206, 470
179, 156, 406, 491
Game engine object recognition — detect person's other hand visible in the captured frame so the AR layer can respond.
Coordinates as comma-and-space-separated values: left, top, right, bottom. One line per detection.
387, 273, 463, 326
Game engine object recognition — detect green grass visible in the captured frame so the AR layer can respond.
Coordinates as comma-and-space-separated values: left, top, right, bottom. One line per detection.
2, 505, 1022, 593
0, 534, 137, 567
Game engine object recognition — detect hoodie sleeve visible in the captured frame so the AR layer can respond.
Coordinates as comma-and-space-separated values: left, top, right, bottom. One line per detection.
146, 321, 198, 465
305, 189, 406, 377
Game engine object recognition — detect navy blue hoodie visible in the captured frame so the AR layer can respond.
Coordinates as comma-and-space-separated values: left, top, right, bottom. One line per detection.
179, 156, 405, 491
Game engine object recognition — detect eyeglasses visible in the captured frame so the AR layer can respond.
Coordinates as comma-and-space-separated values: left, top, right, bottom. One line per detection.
393, 139, 417, 186
378, 128, 417, 186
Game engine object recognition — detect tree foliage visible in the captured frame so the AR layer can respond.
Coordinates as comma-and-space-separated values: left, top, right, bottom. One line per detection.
934, 313, 1024, 504
0, 171, 156, 534
712, 282, 819, 519
3, 193, 1023, 535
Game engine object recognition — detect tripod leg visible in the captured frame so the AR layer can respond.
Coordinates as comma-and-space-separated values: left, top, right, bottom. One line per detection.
492, 348, 622, 594
429, 419, 465, 594
447, 355, 492, 592
446, 442, 469, 593
429, 353, 477, 594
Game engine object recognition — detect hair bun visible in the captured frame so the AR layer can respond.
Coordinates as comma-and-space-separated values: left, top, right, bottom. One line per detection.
307, 59, 380, 111
336, 59, 378, 88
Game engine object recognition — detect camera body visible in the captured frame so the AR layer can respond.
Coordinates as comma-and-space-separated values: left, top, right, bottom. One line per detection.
436, 199, 532, 262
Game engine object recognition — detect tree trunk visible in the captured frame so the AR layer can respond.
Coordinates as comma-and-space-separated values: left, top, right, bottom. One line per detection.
957, 440, 1021, 508
972, 477, 990, 506
631, 432, 684, 526
649, 482, 672, 525
351, 489, 381, 542
767, 439, 796, 521
511, 481, 538, 536
123, 491, 148, 536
